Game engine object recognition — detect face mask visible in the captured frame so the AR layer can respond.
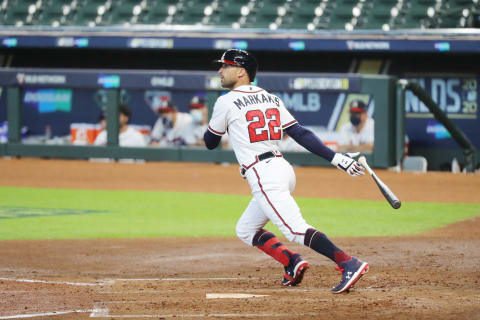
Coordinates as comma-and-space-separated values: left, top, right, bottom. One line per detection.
190, 109, 203, 124
350, 114, 361, 126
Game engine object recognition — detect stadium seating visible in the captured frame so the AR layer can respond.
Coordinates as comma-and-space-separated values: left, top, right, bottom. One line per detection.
248, 4, 280, 28
2, 0, 38, 26
207, 0, 250, 27
328, 1, 356, 30
0, 0, 479, 30
37, 4, 68, 26
400, 3, 435, 29
107, 3, 137, 25
362, 3, 394, 30
72, 3, 105, 26
139, 3, 173, 25
176, 2, 209, 25
282, 5, 317, 30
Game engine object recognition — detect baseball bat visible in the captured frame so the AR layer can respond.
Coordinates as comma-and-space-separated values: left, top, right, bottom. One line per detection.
358, 156, 401, 210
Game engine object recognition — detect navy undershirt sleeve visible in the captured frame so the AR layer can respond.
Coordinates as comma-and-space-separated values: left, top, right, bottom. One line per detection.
285, 123, 335, 162
204, 130, 222, 150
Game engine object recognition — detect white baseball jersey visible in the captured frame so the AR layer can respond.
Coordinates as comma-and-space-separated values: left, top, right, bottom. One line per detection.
208, 85, 298, 168
151, 112, 196, 147
209, 85, 313, 246
339, 118, 374, 147
94, 126, 147, 147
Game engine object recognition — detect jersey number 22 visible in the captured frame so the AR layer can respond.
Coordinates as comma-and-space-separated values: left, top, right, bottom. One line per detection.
246, 108, 281, 143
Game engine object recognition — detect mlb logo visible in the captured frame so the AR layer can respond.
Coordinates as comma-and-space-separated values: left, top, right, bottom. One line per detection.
144, 91, 172, 113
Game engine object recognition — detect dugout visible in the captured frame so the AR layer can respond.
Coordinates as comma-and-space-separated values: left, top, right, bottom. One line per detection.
0, 68, 401, 169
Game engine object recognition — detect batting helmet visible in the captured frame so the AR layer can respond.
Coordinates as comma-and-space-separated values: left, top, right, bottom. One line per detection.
214, 49, 258, 81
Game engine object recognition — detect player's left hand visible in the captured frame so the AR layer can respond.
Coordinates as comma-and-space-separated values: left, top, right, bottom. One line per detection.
331, 152, 364, 177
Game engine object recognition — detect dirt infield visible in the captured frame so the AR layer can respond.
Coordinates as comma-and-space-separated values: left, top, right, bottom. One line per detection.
0, 158, 479, 319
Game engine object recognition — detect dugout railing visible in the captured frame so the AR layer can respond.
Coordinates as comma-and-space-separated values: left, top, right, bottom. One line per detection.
0, 68, 402, 168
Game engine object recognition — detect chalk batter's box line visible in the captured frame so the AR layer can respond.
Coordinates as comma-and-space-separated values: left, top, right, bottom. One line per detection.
0, 277, 259, 288
115, 277, 258, 281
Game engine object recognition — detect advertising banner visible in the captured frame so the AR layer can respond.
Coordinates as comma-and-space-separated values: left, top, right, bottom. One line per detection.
405, 75, 479, 148
0, 70, 209, 90
23, 88, 72, 113
2, 33, 480, 53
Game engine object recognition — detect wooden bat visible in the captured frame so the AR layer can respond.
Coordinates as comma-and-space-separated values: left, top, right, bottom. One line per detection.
358, 156, 401, 210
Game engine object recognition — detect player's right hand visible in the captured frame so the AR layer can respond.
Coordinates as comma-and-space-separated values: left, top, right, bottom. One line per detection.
239, 166, 246, 179
331, 152, 364, 177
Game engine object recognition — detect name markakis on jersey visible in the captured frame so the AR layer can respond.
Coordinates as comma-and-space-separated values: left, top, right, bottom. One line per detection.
232, 92, 281, 110
233, 91, 321, 113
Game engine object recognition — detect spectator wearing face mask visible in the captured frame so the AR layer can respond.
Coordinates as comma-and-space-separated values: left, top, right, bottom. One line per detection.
187, 94, 209, 146
338, 100, 374, 153
150, 99, 195, 147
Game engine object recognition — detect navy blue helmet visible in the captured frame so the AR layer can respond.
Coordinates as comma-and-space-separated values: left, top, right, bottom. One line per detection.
214, 49, 258, 81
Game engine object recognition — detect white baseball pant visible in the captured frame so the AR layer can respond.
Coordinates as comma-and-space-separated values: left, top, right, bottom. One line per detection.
236, 156, 313, 246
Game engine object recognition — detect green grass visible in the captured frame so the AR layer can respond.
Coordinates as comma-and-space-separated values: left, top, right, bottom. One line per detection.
0, 186, 479, 240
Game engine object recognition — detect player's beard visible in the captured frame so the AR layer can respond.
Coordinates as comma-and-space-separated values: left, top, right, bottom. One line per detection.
221, 77, 235, 89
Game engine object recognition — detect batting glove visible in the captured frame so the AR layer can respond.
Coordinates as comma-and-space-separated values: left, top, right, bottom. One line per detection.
331, 152, 364, 177
239, 166, 247, 179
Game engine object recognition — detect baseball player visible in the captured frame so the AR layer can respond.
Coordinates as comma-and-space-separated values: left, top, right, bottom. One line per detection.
188, 94, 209, 146
204, 49, 369, 293
150, 99, 196, 147
94, 104, 147, 147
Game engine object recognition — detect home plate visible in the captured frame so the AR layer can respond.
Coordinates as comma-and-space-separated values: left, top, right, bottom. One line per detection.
206, 293, 270, 299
